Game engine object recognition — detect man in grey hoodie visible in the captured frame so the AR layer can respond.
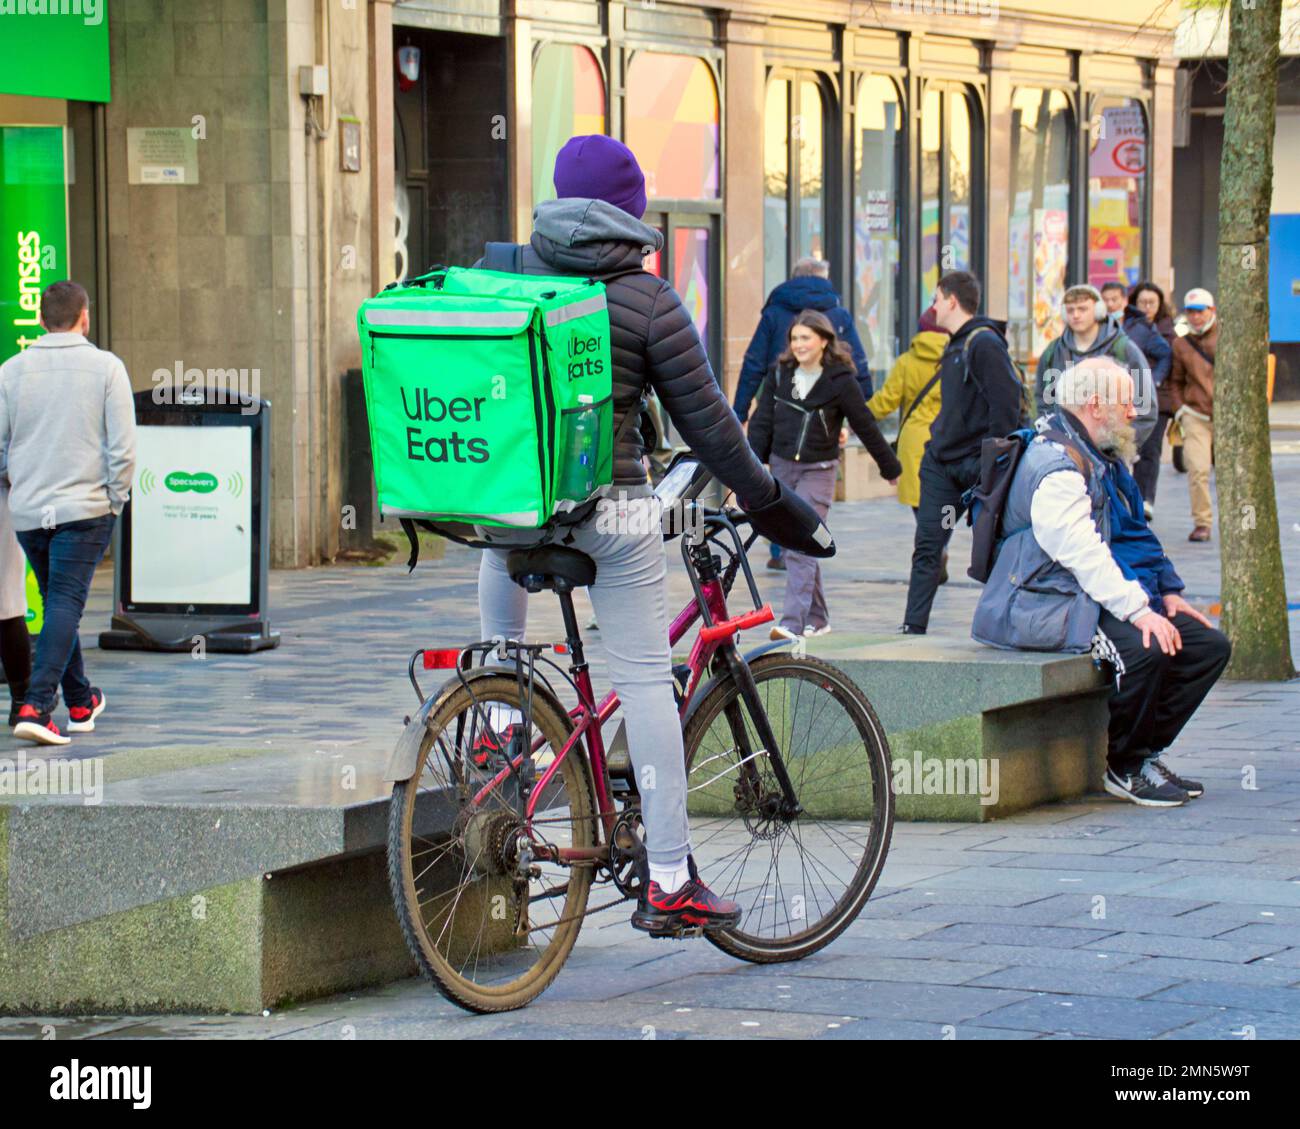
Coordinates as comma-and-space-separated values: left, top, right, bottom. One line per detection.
0, 281, 136, 746
1035, 283, 1156, 446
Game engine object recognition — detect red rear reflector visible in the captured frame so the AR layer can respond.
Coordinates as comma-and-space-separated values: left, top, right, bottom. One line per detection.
423, 649, 461, 669
553, 643, 569, 655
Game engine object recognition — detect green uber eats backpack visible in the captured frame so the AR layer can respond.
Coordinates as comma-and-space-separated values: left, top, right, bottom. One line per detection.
358, 263, 633, 565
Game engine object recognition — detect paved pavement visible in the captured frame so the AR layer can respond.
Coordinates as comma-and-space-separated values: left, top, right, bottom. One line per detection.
2, 432, 1299, 1039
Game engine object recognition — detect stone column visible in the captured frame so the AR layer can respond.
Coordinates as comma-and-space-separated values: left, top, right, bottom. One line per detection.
369, 0, 396, 292
720, 12, 767, 401
984, 47, 1014, 320
505, 3, 532, 243
1150, 60, 1176, 298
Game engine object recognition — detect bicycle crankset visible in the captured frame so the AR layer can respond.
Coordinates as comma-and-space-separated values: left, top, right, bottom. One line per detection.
607, 809, 647, 899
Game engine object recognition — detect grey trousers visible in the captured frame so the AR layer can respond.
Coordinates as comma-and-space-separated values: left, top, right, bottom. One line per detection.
770, 454, 837, 633
477, 495, 691, 869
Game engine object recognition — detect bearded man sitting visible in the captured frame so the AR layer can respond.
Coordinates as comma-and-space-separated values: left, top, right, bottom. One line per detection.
971, 357, 1231, 807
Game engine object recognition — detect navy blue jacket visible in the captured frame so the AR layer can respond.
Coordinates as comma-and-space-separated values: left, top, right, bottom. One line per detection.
733, 277, 871, 420
1119, 305, 1172, 387
1097, 448, 1184, 609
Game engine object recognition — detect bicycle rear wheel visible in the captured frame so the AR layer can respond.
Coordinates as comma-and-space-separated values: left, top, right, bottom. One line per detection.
387, 675, 595, 1012
682, 651, 893, 962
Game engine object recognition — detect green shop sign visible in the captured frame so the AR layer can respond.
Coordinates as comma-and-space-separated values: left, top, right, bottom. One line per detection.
0, 2, 110, 103
164, 471, 219, 494
0, 126, 69, 363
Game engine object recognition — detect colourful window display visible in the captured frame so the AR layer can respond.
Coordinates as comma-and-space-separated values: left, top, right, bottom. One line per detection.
853, 75, 903, 375
626, 53, 719, 201
764, 78, 791, 297
673, 228, 710, 344
532, 44, 605, 208
1088, 98, 1147, 290
1008, 88, 1074, 363
919, 86, 978, 310
764, 76, 827, 297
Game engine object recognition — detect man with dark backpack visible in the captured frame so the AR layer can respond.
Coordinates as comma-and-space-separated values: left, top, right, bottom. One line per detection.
900, 271, 1025, 635
970, 357, 1229, 807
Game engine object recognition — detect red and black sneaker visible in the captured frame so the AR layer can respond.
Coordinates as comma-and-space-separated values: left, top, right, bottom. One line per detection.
67, 688, 107, 734
13, 705, 71, 747
630, 855, 741, 937
470, 724, 515, 770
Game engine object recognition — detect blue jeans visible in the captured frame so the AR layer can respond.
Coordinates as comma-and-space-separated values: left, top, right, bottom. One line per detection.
15, 514, 115, 714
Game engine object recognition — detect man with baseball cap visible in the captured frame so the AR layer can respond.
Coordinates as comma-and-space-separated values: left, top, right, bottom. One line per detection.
1169, 289, 1218, 542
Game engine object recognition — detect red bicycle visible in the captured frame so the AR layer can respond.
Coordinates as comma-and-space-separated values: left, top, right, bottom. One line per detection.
386, 458, 894, 1012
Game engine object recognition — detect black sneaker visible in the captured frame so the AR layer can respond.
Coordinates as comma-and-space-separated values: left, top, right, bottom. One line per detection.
1104, 763, 1188, 807
13, 705, 70, 747
470, 724, 515, 771
898, 624, 926, 635
1149, 758, 1204, 799
67, 688, 106, 733
766, 556, 787, 572
631, 855, 741, 937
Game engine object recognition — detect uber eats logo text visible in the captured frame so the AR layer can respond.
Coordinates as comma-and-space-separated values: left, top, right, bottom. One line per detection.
567, 333, 605, 380
401, 387, 490, 464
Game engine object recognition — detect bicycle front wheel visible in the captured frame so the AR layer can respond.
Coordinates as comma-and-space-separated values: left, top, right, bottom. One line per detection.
682, 651, 893, 962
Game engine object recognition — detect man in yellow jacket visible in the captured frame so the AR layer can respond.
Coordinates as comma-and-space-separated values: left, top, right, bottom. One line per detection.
866, 307, 949, 510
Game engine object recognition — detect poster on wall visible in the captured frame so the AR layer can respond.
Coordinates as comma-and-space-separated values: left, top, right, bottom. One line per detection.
0, 126, 69, 362
1008, 195, 1031, 322
919, 197, 940, 307
854, 215, 898, 372
1090, 105, 1147, 180
1032, 209, 1069, 358
130, 425, 253, 607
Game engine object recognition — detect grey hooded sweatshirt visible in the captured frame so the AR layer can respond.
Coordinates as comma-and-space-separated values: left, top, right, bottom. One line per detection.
1034, 321, 1156, 445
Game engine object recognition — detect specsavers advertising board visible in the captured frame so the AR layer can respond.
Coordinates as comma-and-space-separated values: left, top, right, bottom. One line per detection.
130, 425, 253, 607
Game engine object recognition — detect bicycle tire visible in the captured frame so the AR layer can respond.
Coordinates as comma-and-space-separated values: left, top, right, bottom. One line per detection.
682, 651, 894, 963
387, 675, 596, 1012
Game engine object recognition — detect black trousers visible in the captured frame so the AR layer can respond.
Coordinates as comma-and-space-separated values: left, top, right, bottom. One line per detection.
903, 449, 980, 631
1132, 411, 1170, 504
1094, 609, 1231, 775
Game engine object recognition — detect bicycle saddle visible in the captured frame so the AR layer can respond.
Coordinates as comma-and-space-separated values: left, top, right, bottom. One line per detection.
506, 546, 597, 592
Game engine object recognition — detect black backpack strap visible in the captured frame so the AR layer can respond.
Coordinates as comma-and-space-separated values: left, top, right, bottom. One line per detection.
900, 367, 943, 429
482, 242, 524, 273
1183, 334, 1215, 367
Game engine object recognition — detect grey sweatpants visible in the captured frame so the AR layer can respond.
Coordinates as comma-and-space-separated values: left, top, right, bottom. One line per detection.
477, 495, 691, 869
770, 454, 837, 634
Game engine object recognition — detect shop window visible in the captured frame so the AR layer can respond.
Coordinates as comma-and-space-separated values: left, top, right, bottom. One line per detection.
1088, 97, 1147, 289
532, 43, 605, 208
1008, 88, 1074, 362
765, 73, 829, 297
626, 53, 719, 200
853, 74, 904, 375
919, 84, 981, 310
629, 52, 721, 363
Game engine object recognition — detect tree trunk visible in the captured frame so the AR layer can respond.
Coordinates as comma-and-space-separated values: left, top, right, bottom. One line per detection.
1214, 0, 1295, 680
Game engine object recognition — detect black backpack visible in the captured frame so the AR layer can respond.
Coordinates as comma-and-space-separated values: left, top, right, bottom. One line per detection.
963, 427, 1088, 583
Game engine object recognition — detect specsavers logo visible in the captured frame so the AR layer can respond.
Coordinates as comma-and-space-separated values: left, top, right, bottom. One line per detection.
164, 471, 218, 494
0, 0, 104, 26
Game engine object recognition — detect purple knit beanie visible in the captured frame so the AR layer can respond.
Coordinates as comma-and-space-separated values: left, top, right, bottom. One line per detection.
553, 135, 648, 220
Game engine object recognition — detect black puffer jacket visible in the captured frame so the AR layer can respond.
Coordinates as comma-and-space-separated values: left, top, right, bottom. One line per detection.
481, 198, 776, 507
748, 358, 902, 477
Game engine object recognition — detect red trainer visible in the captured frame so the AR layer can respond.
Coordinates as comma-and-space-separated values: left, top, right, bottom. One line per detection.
13, 705, 71, 747
470, 724, 514, 769
67, 688, 107, 734
630, 855, 741, 936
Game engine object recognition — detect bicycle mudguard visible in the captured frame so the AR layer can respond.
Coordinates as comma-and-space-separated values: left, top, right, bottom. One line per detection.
679, 639, 794, 732
383, 664, 571, 782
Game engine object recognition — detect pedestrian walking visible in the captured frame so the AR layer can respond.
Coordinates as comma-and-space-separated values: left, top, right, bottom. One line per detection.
1168, 288, 1218, 542
900, 271, 1024, 635
0, 280, 137, 746
747, 309, 901, 639
1128, 280, 1178, 510
733, 258, 871, 574
0, 488, 30, 727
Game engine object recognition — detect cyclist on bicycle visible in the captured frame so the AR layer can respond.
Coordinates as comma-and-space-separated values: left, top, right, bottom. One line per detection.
474, 135, 831, 936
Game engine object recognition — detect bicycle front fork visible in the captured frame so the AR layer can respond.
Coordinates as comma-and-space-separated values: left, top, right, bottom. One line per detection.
716, 643, 802, 818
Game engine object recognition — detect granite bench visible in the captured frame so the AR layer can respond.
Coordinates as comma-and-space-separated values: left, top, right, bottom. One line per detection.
797, 632, 1111, 822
